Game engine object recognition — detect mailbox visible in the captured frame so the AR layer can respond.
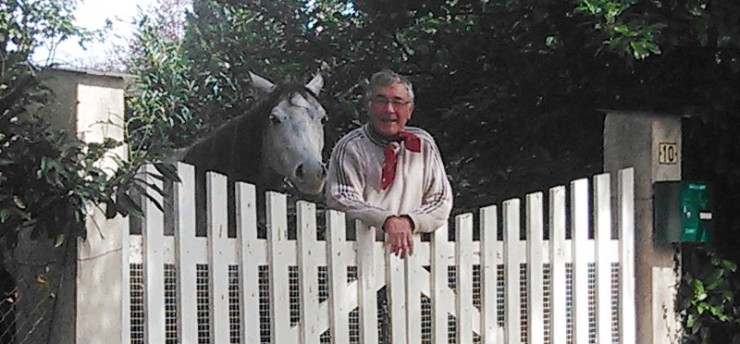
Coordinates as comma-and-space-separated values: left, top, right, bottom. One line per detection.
653, 181, 712, 243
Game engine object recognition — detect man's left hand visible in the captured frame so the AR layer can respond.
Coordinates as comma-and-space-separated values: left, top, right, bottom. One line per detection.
382, 216, 414, 258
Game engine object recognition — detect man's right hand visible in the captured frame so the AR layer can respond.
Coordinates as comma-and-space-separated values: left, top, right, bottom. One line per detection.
382, 216, 414, 258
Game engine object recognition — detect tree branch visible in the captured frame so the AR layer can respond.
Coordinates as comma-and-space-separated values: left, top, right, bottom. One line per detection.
0, 67, 36, 116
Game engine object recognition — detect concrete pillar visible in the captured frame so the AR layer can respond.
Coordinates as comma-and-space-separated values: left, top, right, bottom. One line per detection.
604, 112, 682, 343
71, 70, 131, 344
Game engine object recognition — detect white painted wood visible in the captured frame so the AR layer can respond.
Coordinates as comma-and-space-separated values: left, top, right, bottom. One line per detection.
295, 279, 362, 338
548, 186, 568, 344
526, 192, 545, 344
387, 243, 407, 344
618, 168, 636, 344
431, 222, 450, 343
143, 164, 166, 343
234, 182, 267, 343
405, 228, 425, 344
206, 171, 230, 343
356, 221, 379, 344
503, 199, 521, 343
326, 210, 350, 343
174, 163, 198, 343
594, 173, 613, 344
455, 213, 474, 343
297, 201, 321, 344
266, 192, 293, 344
570, 178, 590, 344
235, 182, 260, 344
122, 214, 132, 344
479, 205, 498, 344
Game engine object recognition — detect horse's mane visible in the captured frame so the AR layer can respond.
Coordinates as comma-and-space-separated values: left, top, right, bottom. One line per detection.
181, 82, 318, 187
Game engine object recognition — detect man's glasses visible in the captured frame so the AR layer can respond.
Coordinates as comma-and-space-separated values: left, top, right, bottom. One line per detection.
370, 96, 412, 108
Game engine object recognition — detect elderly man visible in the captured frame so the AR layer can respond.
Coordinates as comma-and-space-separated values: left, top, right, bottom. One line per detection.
325, 69, 453, 258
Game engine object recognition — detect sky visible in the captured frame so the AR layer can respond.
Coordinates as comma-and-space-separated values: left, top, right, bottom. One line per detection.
36, 0, 157, 68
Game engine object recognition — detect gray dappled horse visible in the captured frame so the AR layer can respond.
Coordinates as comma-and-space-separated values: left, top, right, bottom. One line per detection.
181, 72, 327, 194
178, 72, 328, 236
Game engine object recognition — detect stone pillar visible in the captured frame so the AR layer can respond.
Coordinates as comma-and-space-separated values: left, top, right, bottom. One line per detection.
604, 112, 682, 343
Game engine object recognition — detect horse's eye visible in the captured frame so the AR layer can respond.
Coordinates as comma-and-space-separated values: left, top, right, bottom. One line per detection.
269, 114, 282, 124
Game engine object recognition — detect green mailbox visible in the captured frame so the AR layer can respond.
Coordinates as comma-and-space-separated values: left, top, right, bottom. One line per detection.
653, 181, 713, 243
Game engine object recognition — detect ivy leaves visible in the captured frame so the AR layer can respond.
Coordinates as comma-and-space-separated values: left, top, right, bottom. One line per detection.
681, 250, 740, 342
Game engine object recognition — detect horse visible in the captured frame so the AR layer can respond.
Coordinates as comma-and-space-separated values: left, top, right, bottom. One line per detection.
176, 72, 328, 237
180, 72, 327, 195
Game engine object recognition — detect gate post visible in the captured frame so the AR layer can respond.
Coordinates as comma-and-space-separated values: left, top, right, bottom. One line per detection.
604, 111, 682, 343
41, 68, 132, 343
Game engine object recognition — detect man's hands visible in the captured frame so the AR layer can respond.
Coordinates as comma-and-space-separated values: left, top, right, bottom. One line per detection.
382, 215, 415, 258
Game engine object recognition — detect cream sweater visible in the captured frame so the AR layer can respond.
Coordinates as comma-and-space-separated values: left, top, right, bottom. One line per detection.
325, 124, 453, 233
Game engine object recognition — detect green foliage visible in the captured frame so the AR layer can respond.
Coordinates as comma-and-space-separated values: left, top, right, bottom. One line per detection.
0, 0, 90, 60
680, 248, 740, 343
0, 115, 152, 247
576, 0, 662, 59
126, 14, 203, 151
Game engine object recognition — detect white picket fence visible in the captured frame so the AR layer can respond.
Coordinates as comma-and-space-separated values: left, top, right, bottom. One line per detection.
123, 162, 635, 344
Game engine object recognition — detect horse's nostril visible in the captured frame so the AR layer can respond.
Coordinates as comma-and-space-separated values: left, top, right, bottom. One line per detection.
296, 163, 305, 180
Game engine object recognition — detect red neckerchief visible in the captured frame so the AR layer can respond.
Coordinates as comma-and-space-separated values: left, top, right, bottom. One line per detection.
380, 131, 421, 189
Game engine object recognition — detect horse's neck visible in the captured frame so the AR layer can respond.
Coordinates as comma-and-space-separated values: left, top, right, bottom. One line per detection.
257, 161, 287, 192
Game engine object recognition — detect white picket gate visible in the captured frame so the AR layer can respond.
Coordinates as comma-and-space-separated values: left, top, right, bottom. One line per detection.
123, 162, 635, 344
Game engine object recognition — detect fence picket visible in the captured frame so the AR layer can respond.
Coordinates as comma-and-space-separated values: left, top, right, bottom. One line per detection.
455, 213, 474, 343
479, 205, 499, 344
594, 173, 613, 344
549, 186, 568, 344
526, 192, 546, 344
174, 163, 198, 343
357, 221, 379, 344
327, 210, 350, 343
297, 201, 321, 344
143, 164, 166, 343
266, 192, 293, 343
387, 244, 406, 343
206, 171, 230, 343
618, 168, 636, 344
503, 199, 522, 343
571, 178, 590, 344
405, 227, 425, 344
431, 222, 450, 343
235, 182, 260, 344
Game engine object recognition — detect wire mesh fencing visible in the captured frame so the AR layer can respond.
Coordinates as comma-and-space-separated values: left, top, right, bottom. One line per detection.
0, 281, 60, 344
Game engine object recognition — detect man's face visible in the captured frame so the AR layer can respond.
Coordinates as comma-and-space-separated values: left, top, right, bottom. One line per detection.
368, 81, 414, 138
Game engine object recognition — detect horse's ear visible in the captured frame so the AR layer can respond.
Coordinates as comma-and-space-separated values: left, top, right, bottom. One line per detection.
249, 72, 276, 93
305, 73, 324, 96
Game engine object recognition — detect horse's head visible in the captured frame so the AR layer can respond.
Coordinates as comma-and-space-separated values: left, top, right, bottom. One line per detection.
251, 72, 327, 196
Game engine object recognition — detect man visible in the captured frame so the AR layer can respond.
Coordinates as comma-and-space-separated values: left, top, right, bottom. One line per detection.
325, 69, 453, 258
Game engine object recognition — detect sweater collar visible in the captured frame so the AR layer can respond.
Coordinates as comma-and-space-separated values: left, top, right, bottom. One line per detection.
364, 123, 398, 147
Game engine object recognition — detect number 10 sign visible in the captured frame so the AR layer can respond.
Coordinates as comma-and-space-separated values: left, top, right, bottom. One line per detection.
659, 142, 679, 164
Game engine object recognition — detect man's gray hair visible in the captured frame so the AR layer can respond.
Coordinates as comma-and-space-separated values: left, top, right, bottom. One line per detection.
366, 69, 415, 102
